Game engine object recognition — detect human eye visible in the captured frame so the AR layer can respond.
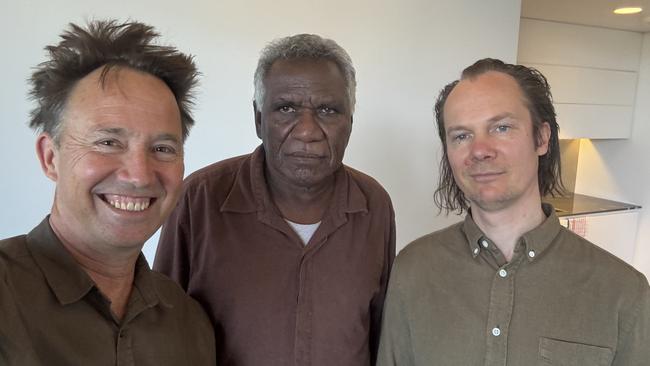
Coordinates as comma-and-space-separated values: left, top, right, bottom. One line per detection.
317, 105, 337, 115
95, 138, 122, 150
449, 131, 470, 144
277, 105, 296, 113
455, 134, 469, 142
494, 124, 511, 133
153, 144, 180, 160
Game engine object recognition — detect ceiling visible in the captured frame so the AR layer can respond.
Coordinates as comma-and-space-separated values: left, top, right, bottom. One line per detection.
522, 0, 650, 32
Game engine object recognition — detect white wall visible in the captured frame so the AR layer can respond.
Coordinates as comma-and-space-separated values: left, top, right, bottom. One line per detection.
0, 0, 521, 262
574, 32, 650, 279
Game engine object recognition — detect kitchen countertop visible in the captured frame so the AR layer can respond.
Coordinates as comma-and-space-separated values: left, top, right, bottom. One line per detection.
543, 193, 641, 217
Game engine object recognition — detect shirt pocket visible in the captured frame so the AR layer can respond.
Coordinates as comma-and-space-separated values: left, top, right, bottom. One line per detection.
538, 337, 614, 366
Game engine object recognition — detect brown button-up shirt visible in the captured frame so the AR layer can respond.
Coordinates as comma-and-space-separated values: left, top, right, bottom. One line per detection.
378, 204, 650, 366
0, 218, 216, 366
154, 146, 396, 366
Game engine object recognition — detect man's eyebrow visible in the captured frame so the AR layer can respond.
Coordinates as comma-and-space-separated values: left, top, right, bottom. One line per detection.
446, 125, 469, 134
155, 133, 181, 144
92, 128, 180, 144
95, 127, 125, 135
270, 95, 297, 102
487, 112, 516, 123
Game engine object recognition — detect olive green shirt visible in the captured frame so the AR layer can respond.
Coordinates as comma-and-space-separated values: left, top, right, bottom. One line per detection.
378, 205, 650, 366
0, 218, 216, 366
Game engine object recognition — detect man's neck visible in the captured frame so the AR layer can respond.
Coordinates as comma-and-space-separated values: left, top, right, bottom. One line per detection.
471, 194, 546, 262
265, 168, 335, 224
48, 215, 139, 321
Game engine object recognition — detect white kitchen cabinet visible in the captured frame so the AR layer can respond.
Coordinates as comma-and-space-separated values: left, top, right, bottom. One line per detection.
517, 18, 643, 139
559, 210, 640, 264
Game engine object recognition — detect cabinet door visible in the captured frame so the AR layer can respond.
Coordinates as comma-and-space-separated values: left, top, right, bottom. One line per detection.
560, 211, 639, 264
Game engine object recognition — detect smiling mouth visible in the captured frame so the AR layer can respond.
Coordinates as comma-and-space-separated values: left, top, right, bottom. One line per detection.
100, 194, 155, 212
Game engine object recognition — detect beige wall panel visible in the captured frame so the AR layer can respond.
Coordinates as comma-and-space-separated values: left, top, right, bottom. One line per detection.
518, 18, 642, 71
524, 63, 637, 105
555, 104, 633, 139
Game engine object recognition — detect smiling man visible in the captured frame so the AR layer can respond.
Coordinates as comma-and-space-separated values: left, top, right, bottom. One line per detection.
154, 34, 396, 366
0, 20, 215, 365
377, 59, 650, 365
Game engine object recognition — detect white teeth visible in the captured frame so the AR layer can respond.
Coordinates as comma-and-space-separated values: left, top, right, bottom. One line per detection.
106, 197, 151, 212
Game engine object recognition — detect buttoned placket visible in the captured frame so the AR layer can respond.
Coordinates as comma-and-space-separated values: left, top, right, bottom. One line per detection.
479, 238, 526, 366
294, 249, 314, 365
107, 277, 157, 366
253, 152, 358, 366
292, 229, 342, 365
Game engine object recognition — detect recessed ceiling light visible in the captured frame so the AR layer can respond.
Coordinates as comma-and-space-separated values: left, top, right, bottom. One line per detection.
614, 7, 643, 14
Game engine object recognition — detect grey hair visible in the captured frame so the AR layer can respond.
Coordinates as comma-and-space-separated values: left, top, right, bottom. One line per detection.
253, 34, 356, 113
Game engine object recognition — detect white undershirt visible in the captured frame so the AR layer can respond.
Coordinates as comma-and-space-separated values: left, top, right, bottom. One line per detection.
285, 219, 321, 245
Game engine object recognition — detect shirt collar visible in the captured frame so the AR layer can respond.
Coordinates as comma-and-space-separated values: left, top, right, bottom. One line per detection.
220, 144, 368, 217
132, 254, 173, 308
26, 217, 170, 307
464, 203, 562, 261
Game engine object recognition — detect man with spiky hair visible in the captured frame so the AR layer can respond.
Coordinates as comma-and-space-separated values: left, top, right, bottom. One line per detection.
377, 58, 650, 365
0, 20, 215, 365
155, 34, 396, 366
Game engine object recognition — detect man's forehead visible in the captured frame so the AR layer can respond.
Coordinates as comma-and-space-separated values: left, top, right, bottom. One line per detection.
454, 71, 520, 97
266, 58, 343, 80
444, 72, 528, 120
60, 66, 182, 138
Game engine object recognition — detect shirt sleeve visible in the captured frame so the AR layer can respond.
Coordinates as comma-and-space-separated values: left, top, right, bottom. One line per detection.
611, 273, 650, 366
376, 259, 415, 366
369, 198, 397, 364
153, 188, 192, 290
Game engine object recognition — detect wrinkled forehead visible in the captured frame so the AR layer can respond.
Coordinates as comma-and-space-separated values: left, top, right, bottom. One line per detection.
265, 58, 346, 85
60, 66, 182, 136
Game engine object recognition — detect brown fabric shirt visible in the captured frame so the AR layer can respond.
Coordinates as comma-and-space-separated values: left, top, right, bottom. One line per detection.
377, 204, 650, 366
0, 217, 216, 366
154, 146, 396, 366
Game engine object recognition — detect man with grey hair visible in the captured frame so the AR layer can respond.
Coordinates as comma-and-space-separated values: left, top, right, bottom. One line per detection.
154, 34, 396, 366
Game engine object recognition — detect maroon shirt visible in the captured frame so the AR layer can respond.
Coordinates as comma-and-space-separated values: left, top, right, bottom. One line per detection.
154, 146, 396, 366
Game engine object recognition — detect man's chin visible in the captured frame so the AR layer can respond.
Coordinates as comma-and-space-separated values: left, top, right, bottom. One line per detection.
95, 221, 159, 250
469, 193, 515, 213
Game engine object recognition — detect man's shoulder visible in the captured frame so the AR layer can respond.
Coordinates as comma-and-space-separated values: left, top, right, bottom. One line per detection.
0, 234, 30, 263
147, 270, 211, 318
391, 222, 466, 277
343, 165, 391, 202
558, 227, 649, 289
399, 222, 465, 260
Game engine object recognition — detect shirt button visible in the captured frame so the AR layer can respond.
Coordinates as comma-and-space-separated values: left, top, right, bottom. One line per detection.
498, 269, 507, 278
473, 248, 480, 255
492, 327, 501, 336
481, 239, 489, 248
528, 250, 536, 258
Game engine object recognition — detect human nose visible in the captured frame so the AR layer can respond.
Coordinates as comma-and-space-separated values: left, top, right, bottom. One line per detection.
469, 135, 496, 161
118, 148, 156, 187
292, 110, 325, 142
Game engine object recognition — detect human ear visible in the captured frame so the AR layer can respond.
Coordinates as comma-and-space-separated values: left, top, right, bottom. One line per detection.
536, 122, 551, 156
36, 133, 59, 181
253, 101, 262, 139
